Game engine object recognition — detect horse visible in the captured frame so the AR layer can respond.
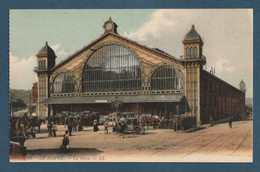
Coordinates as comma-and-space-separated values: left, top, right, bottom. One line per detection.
104, 120, 117, 134
29, 117, 45, 133
141, 116, 160, 129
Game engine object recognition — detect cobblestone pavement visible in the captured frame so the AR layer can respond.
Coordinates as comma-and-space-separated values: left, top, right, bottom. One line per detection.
24, 120, 252, 162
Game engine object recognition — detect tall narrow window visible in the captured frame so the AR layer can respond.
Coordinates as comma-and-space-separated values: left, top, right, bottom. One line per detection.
39, 60, 42, 69
42, 60, 46, 69
190, 47, 193, 59
194, 47, 197, 58
53, 73, 75, 93
186, 47, 189, 59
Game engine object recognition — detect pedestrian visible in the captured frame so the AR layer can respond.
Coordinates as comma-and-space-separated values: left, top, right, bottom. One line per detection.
52, 122, 57, 137
64, 117, 68, 128
210, 116, 214, 126
229, 117, 233, 128
60, 130, 69, 150
68, 119, 73, 136
172, 119, 176, 131
104, 121, 108, 134
48, 120, 53, 137
30, 127, 36, 138
78, 123, 83, 131
119, 120, 126, 138
93, 120, 99, 132
17, 122, 27, 146
180, 117, 184, 132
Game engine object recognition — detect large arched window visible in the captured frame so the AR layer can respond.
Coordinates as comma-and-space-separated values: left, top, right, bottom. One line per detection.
53, 73, 75, 93
82, 45, 142, 92
151, 67, 182, 90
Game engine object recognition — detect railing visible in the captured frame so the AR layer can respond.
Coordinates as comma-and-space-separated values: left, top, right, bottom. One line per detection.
34, 67, 47, 71
180, 55, 199, 59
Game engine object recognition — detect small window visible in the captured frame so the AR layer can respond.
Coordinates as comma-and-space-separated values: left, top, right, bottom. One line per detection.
194, 47, 197, 58
190, 47, 193, 58
186, 47, 189, 59
42, 60, 46, 69
39, 59, 46, 70
38, 60, 41, 69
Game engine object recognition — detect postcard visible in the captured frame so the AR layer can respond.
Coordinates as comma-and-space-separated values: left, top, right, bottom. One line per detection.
9, 9, 253, 162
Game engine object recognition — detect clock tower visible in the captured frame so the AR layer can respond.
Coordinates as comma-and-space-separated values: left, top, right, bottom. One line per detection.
103, 17, 118, 34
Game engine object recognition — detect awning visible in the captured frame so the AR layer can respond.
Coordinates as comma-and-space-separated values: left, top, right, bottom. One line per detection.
40, 94, 184, 105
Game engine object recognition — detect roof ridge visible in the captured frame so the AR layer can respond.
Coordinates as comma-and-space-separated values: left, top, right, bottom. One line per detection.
52, 32, 181, 71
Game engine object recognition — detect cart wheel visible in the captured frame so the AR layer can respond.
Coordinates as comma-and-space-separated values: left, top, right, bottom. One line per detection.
134, 126, 141, 135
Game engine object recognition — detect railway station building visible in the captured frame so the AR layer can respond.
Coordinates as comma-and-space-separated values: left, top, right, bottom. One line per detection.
34, 18, 246, 125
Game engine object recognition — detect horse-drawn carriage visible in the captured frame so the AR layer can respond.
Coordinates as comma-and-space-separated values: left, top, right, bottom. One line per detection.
124, 117, 145, 135
79, 111, 99, 126
56, 111, 99, 126
141, 114, 161, 129
159, 116, 178, 129
158, 115, 196, 131
104, 112, 145, 135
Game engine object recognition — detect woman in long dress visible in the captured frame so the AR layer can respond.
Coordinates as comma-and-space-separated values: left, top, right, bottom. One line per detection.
93, 120, 99, 132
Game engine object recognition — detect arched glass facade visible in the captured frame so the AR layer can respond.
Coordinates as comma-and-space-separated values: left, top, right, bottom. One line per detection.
151, 67, 182, 90
82, 45, 142, 92
53, 73, 75, 93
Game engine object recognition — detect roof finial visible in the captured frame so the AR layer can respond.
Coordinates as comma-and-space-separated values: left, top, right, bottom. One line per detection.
192, 24, 195, 30
109, 17, 111, 20
46, 41, 48, 45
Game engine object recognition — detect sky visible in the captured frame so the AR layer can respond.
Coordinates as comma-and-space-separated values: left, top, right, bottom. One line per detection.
9, 9, 253, 98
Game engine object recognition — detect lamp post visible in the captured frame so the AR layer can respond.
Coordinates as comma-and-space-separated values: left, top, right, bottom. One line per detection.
111, 96, 123, 116
176, 105, 180, 130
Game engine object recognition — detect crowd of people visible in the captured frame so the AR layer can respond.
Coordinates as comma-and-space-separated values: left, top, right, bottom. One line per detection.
11, 112, 238, 152
42, 116, 100, 150
47, 119, 57, 137
10, 113, 39, 146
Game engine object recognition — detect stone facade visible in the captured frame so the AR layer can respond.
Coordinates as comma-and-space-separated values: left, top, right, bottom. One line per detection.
34, 19, 245, 125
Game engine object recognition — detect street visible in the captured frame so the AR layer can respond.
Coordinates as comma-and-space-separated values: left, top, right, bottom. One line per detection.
24, 120, 253, 162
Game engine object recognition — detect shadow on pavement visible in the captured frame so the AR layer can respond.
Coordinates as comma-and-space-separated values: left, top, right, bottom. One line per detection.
185, 127, 206, 133
32, 135, 64, 140
142, 132, 156, 135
